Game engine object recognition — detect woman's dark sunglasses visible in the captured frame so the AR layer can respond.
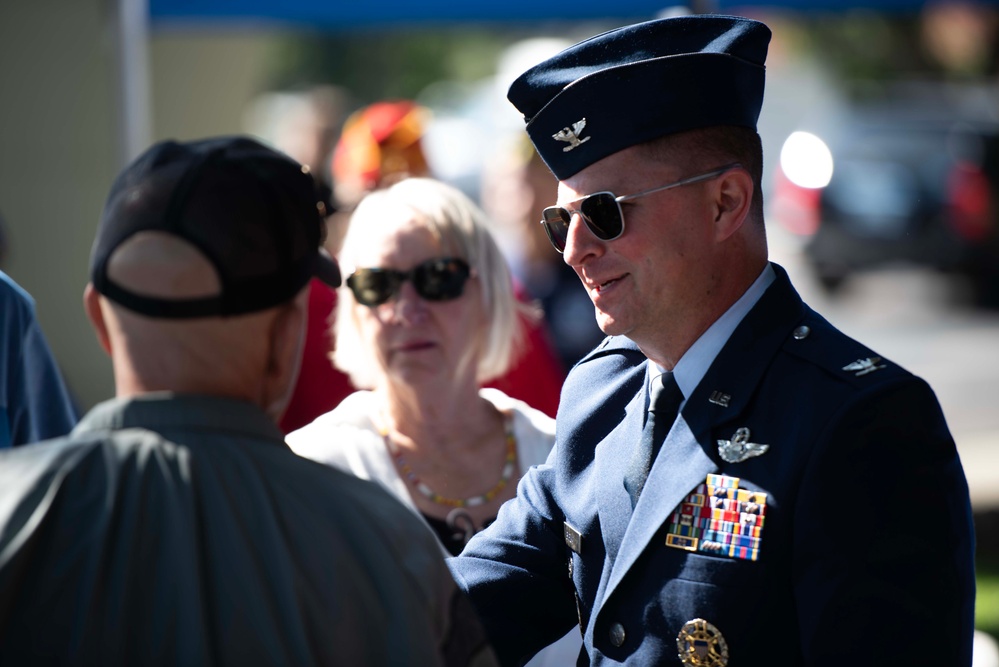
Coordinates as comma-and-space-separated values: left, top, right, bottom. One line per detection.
346, 257, 472, 307
539, 163, 741, 253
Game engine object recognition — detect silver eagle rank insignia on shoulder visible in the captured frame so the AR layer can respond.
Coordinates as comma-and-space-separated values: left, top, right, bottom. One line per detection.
842, 356, 886, 376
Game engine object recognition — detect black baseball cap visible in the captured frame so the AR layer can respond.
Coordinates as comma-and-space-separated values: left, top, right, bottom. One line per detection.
91, 136, 341, 318
507, 15, 771, 180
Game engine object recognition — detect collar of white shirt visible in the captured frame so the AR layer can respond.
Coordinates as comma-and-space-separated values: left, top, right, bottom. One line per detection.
649, 262, 777, 403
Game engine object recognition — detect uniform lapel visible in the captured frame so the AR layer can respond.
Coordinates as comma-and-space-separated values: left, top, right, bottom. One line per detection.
596, 263, 808, 611
595, 383, 647, 564
603, 412, 718, 603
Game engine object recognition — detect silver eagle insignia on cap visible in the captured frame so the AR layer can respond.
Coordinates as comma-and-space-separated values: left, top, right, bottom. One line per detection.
717, 427, 769, 463
553, 118, 591, 152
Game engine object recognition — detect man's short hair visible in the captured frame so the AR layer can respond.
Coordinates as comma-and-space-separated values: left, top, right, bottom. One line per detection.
642, 126, 766, 220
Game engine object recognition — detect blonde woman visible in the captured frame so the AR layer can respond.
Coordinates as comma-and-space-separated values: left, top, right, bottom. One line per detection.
287, 178, 579, 665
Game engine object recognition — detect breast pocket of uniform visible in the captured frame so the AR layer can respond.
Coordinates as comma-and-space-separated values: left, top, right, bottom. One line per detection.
673, 551, 765, 588
655, 550, 795, 666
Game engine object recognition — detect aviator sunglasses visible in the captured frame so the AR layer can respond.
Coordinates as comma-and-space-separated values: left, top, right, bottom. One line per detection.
540, 163, 742, 253
346, 257, 472, 307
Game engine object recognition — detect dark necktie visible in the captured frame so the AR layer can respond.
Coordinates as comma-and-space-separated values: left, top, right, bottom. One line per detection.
624, 371, 683, 508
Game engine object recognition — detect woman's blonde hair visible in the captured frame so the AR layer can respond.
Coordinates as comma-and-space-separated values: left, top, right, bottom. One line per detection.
332, 177, 524, 389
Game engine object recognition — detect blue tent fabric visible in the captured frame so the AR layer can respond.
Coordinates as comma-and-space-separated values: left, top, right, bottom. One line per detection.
149, 0, 996, 28
150, 0, 670, 27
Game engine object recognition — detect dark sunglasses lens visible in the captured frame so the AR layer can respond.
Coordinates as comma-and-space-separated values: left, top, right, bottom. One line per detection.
579, 193, 623, 240
347, 269, 397, 306
541, 207, 571, 252
414, 259, 470, 301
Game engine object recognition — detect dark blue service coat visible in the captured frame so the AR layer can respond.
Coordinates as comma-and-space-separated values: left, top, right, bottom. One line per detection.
449, 264, 975, 666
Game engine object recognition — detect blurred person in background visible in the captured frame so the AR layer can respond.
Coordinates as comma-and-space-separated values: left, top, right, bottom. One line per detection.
331, 100, 432, 216
0, 137, 497, 667
482, 133, 606, 371
0, 208, 78, 447
281, 99, 564, 432
287, 176, 581, 666
0, 269, 78, 448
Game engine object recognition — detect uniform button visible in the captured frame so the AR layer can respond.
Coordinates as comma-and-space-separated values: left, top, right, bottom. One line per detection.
609, 622, 626, 647
793, 325, 811, 340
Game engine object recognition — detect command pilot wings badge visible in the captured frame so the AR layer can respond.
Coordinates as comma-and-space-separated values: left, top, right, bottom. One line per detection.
842, 356, 886, 376
716, 427, 769, 464
553, 118, 591, 152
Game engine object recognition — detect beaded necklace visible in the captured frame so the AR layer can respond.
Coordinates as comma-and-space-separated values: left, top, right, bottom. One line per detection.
381, 414, 517, 509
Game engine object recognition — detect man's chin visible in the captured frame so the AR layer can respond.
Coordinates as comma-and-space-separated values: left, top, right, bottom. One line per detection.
594, 312, 624, 338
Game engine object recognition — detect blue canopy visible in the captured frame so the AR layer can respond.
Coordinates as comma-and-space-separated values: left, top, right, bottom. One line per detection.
149, 0, 967, 28
150, 0, 672, 27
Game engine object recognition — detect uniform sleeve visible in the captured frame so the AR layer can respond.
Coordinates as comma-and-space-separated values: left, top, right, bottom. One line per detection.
793, 375, 975, 666
448, 460, 579, 667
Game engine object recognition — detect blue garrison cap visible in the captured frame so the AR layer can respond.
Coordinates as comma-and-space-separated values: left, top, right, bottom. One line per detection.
507, 15, 771, 180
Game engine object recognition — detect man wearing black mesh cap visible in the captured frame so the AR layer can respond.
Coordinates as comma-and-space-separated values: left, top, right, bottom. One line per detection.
448, 15, 975, 667
0, 136, 497, 667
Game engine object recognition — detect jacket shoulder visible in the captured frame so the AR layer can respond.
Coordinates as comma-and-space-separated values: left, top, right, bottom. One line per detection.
573, 335, 645, 372
557, 336, 646, 440
780, 310, 915, 390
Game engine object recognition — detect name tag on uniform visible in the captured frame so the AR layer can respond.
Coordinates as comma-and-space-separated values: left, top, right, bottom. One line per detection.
564, 522, 583, 555
665, 474, 767, 562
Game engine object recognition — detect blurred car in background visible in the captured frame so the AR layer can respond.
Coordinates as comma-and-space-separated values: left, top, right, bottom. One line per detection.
772, 81, 999, 307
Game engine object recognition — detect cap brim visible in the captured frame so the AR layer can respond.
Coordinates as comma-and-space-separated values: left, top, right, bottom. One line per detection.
316, 248, 342, 288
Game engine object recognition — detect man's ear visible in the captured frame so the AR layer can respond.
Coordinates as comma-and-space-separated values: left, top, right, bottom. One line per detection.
712, 167, 753, 242
83, 283, 113, 357
261, 290, 309, 420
